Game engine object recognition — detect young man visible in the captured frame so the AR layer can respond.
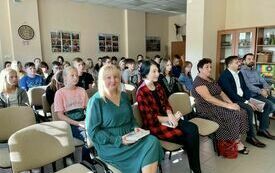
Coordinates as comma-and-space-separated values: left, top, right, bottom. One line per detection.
19, 62, 45, 91
73, 57, 94, 90
218, 56, 274, 147
101, 56, 111, 66
45, 61, 62, 85
172, 55, 182, 78
241, 53, 275, 116
122, 58, 139, 88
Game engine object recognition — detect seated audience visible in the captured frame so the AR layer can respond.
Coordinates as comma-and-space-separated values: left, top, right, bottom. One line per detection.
137, 60, 201, 173
111, 56, 118, 65
46, 70, 63, 106
73, 57, 94, 90
3, 61, 11, 69
40, 61, 50, 79
19, 62, 45, 91
137, 54, 144, 62
86, 64, 163, 173
122, 58, 139, 88
94, 57, 102, 72
46, 61, 62, 85
241, 53, 275, 116
54, 66, 90, 161
218, 56, 272, 148
172, 55, 182, 78
63, 61, 71, 68
86, 58, 98, 83
191, 58, 249, 156
118, 59, 126, 72
11, 60, 25, 79
33, 57, 43, 75
0, 68, 29, 108
152, 55, 161, 70
102, 56, 111, 66
158, 58, 183, 97
57, 55, 64, 65
179, 61, 193, 94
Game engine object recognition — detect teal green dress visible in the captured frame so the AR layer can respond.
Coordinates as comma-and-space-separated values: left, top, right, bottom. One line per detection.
86, 92, 164, 173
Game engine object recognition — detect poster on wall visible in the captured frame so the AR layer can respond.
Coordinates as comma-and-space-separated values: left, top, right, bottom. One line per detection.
51, 31, 80, 53
98, 34, 119, 52
146, 36, 161, 52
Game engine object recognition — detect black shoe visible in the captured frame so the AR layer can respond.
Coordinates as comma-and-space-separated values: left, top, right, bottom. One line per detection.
257, 130, 275, 140
246, 137, 266, 148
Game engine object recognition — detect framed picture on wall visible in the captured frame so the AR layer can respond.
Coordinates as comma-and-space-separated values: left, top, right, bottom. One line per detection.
146, 36, 161, 52
98, 33, 119, 52
51, 31, 80, 53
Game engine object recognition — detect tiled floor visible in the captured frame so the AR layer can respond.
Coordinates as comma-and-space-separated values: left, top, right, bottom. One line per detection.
1, 120, 275, 173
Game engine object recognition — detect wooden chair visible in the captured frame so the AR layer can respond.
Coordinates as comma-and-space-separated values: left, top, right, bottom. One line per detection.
0, 106, 36, 170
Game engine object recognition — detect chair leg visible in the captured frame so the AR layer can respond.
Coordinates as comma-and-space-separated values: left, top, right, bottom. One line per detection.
158, 163, 163, 173
52, 161, 57, 172
168, 151, 172, 160
212, 133, 219, 156
41, 166, 44, 173
254, 113, 258, 132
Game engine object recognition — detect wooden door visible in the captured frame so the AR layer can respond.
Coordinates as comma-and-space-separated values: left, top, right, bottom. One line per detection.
171, 39, 186, 66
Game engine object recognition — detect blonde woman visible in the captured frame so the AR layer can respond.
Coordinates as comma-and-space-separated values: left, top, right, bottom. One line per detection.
86, 65, 163, 173
0, 68, 29, 108
11, 60, 25, 79
54, 66, 90, 161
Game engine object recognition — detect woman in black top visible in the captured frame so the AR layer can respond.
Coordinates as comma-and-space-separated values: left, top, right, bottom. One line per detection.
158, 58, 183, 97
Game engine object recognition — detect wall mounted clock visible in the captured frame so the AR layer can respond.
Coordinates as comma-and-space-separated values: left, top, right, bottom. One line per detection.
18, 25, 35, 40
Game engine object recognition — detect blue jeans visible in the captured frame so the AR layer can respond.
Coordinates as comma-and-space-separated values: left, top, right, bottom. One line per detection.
252, 95, 273, 130
267, 95, 275, 112
70, 125, 90, 160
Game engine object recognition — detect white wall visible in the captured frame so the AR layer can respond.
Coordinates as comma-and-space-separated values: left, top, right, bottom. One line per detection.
8, 0, 42, 62
186, 0, 226, 78
203, 0, 226, 76
186, 0, 205, 77
38, 0, 126, 64
125, 10, 146, 59
0, 0, 13, 68
225, 0, 275, 29
146, 13, 168, 59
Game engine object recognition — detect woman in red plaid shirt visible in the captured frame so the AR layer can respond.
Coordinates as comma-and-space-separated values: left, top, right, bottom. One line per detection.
137, 60, 201, 173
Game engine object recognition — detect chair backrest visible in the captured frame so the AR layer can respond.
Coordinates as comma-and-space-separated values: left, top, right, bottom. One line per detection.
86, 87, 98, 98
124, 84, 136, 104
51, 104, 59, 121
42, 93, 51, 114
168, 92, 192, 116
132, 102, 143, 127
8, 121, 75, 173
27, 86, 46, 107
0, 106, 36, 141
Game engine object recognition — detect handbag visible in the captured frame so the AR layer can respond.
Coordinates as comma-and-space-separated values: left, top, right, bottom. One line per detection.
217, 140, 238, 159
64, 108, 85, 121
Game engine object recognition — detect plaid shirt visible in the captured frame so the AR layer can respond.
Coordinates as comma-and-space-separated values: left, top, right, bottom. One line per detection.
136, 82, 183, 140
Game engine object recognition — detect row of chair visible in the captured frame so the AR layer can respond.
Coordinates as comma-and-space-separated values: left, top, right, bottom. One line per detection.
1, 85, 219, 172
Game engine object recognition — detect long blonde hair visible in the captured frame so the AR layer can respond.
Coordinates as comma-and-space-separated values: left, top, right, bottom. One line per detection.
98, 65, 121, 101
0, 68, 18, 93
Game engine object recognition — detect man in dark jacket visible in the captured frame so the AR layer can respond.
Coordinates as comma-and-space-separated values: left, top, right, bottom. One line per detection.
219, 56, 274, 148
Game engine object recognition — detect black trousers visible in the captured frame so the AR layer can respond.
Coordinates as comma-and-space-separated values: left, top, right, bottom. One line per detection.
165, 120, 201, 173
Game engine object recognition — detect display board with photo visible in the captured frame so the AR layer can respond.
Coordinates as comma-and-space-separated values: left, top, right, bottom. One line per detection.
98, 34, 119, 52
51, 31, 80, 53
146, 36, 161, 52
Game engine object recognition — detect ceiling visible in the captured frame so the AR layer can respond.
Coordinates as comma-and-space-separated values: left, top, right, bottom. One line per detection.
72, 0, 187, 15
